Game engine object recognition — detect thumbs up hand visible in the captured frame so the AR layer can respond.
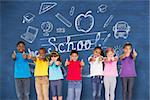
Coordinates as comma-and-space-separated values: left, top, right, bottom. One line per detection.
12, 51, 16, 59
55, 61, 61, 66
132, 49, 137, 60
22, 51, 27, 59
133, 49, 137, 57
65, 59, 70, 66
28, 53, 33, 59
99, 56, 103, 61
112, 56, 118, 61
80, 59, 85, 67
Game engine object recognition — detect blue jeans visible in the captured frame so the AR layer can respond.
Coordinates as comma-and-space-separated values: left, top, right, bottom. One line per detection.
67, 80, 82, 100
15, 78, 30, 100
121, 77, 135, 100
50, 79, 63, 96
91, 76, 103, 100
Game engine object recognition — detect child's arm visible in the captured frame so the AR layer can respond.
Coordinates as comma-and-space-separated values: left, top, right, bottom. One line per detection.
65, 59, 70, 66
49, 60, 53, 66
22, 52, 28, 59
88, 56, 96, 63
55, 61, 62, 66
99, 56, 103, 61
103, 57, 108, 63
119, 54, 126, 61
112, 56, 118, 61
28, 54, 36, 61
80, 59, 85, 67
12, 51, 16, 60
132, 49, 137, 60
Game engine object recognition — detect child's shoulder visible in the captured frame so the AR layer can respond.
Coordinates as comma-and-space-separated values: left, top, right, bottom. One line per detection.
69, 60, 80, 64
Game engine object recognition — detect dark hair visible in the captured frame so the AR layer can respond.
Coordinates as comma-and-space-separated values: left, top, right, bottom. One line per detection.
70, 50, 78, 55
39, 47, 46, 53
123, 42, 132, 49
16, 41, 25, 46
94, 46, 104, 56
49, 51, 62, 62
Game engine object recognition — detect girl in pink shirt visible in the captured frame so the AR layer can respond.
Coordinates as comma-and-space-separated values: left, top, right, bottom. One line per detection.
103, 48, 118, 100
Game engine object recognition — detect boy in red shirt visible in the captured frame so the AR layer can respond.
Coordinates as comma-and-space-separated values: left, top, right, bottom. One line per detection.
65, 50, 85, 100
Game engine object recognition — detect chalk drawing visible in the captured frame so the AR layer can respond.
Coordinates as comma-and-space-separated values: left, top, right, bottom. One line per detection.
55, 13, 72, 27
56, 27, 65, 33
21, 26, 38, 43
40, 31, 107, 53
75, 10, 94, 33
97, 4, 108, 13
41, 21, 53, 36
39, 2, 57, 14
22, 13, 35, 23
102, 33, 111, 45
113, 45, 123, 56
113, 21, 131, 39
103, 15, 114, 28
69, 6, 75, 16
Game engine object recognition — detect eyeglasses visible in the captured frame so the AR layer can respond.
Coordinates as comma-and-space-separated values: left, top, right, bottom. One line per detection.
51, 54, 59, 57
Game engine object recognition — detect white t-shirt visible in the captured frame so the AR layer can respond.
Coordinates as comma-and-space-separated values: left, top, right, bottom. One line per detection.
88, 55, 104, 77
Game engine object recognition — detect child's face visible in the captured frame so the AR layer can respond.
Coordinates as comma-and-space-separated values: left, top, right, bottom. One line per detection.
106, 51, 114, 58
70, 53, 78, 61
124, 46, 132, 54
51, 56, 59, 62
39, 49, 46, 58
17, 43, 25, 53
93, 48, 101, 57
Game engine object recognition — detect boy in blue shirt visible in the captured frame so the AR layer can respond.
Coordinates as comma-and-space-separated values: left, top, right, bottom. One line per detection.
12, 41, 31, 100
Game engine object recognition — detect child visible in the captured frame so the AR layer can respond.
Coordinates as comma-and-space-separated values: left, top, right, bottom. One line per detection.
11, 41, 31, 100
28, 48, 49, 100
65, 50, 85, 100
119, 42, 137, 100
103, 48, 118, 100
48, 51, 64, 100
88, 46, 104, 100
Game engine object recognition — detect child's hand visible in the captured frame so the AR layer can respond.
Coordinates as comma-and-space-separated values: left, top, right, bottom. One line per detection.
28, 53, 36, 61
133, 49, 137, 56
22, 52, 27, 59
120, 54, 127, 60
132, 49, 137, 60
12, 51, 16, 59
80, 59, 85, 67
99, 56, 103, 61
124, 52, 131, 57
65, 59, 70, 66
55, 61, 61, 66
103, 57, 108, 63
90, 57, 96, 62
49, 60, 53, 66
112, 56, 118, 61
28, 54, 32, 59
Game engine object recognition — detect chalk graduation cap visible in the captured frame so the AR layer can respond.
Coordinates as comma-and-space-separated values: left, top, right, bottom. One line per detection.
39, 2, 57, 15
